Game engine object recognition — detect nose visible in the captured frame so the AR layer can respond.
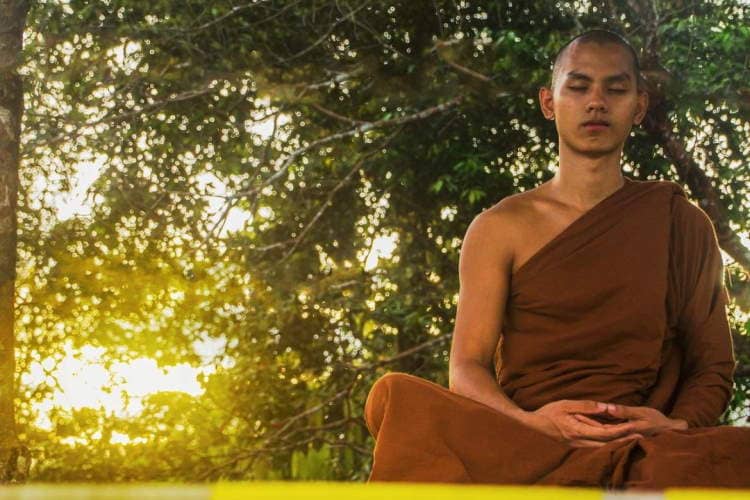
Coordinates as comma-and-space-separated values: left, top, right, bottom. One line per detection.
586, 86, 608, 112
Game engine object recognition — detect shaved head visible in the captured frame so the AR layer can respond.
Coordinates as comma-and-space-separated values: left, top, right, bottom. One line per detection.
550, 29, 645, 92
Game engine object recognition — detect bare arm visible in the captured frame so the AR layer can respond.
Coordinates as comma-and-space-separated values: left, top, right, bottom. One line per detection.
448, 209, 643, 447
448, 210, 527, 420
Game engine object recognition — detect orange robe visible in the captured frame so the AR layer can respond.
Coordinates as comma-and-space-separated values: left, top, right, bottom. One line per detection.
364, 176, 749, 489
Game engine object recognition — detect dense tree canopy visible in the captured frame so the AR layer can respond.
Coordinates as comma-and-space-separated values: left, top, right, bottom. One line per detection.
7, 0, 750, 481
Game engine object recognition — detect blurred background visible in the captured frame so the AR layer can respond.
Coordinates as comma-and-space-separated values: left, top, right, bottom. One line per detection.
1, 0, 748, 482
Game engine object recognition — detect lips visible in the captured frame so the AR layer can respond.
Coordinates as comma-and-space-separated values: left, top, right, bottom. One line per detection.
582, 120, 610, 132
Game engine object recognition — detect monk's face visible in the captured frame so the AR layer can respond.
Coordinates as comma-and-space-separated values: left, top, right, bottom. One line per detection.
540, 42, 648, 157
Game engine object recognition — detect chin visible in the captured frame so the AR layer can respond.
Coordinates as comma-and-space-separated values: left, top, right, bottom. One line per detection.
568, 138, 623, 157
566, 145, 618, 157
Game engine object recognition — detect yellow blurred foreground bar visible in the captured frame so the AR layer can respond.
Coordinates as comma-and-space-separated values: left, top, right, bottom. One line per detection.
0, 481, 747, 499
214, 481, 750, 500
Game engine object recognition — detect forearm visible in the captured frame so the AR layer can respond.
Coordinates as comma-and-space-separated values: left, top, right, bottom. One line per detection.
449, 361, 528, 420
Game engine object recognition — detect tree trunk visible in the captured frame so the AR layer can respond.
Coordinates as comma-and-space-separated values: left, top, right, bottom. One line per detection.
0, 0, 30, 483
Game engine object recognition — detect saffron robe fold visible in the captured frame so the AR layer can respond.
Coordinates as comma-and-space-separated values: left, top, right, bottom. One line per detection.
364, 176, 749, 489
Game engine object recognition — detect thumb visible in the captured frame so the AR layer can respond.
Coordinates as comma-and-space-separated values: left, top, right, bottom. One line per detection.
565, 400, 609, 415
607, 403, 638, 419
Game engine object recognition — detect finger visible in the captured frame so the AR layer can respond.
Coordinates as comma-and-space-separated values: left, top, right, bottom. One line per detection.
606, 403, 642, 420
602, 422, 642, 439
574, 433, 643, 448
611, 432, 644, 443
576, 434, 643, 447
620, 421, 652, 436
601, 421, 640, 434
573, 414, 605, 427
570, 418, 638, 441
568, 438, 607, 448
564, 400, 610, 416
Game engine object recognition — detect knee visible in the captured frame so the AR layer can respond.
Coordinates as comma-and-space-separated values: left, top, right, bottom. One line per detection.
370, 372, 422, 403
364, 372, 418, 439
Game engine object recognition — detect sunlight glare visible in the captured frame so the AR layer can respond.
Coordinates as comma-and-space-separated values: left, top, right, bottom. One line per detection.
23, 343, 207, 433
363, 233, 399, 271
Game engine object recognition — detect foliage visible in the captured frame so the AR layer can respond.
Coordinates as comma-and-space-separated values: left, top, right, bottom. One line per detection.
14, 0, 750, 481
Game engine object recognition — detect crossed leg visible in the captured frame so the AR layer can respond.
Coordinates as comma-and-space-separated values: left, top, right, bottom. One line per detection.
364, 372, 750, 490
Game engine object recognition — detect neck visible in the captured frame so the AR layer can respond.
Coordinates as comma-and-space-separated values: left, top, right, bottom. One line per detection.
550, 142, 626, 210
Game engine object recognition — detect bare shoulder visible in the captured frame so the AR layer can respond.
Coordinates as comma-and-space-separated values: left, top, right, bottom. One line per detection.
479, 187, 544, 238
488, 187, 541, 217
466, 195, 520, 243
461, 188, 541, 270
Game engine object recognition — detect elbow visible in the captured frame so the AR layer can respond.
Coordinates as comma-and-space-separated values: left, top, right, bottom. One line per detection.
448, 359, 469, 393
448, 362, 461, 392
449, 358, 493, 393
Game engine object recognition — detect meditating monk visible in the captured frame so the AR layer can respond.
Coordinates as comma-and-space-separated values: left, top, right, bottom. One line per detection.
363, 28, 750, 489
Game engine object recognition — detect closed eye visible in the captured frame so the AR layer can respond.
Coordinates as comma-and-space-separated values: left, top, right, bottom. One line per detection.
568, 87, 627, 93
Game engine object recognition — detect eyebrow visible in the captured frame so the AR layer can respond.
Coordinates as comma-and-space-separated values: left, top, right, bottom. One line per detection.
565, 71, 631, 83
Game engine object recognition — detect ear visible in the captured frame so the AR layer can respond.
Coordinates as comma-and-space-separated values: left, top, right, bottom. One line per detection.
539, 86, 555, 120
633, 88, 649, 125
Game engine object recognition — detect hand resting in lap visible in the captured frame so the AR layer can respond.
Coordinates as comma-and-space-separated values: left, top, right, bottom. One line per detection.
582, 403, 689, 436
525, 400, 690, 448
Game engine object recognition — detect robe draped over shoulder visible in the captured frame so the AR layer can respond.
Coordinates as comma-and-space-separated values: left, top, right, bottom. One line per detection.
364, 176, 748, 489
492, 176, 736, 427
